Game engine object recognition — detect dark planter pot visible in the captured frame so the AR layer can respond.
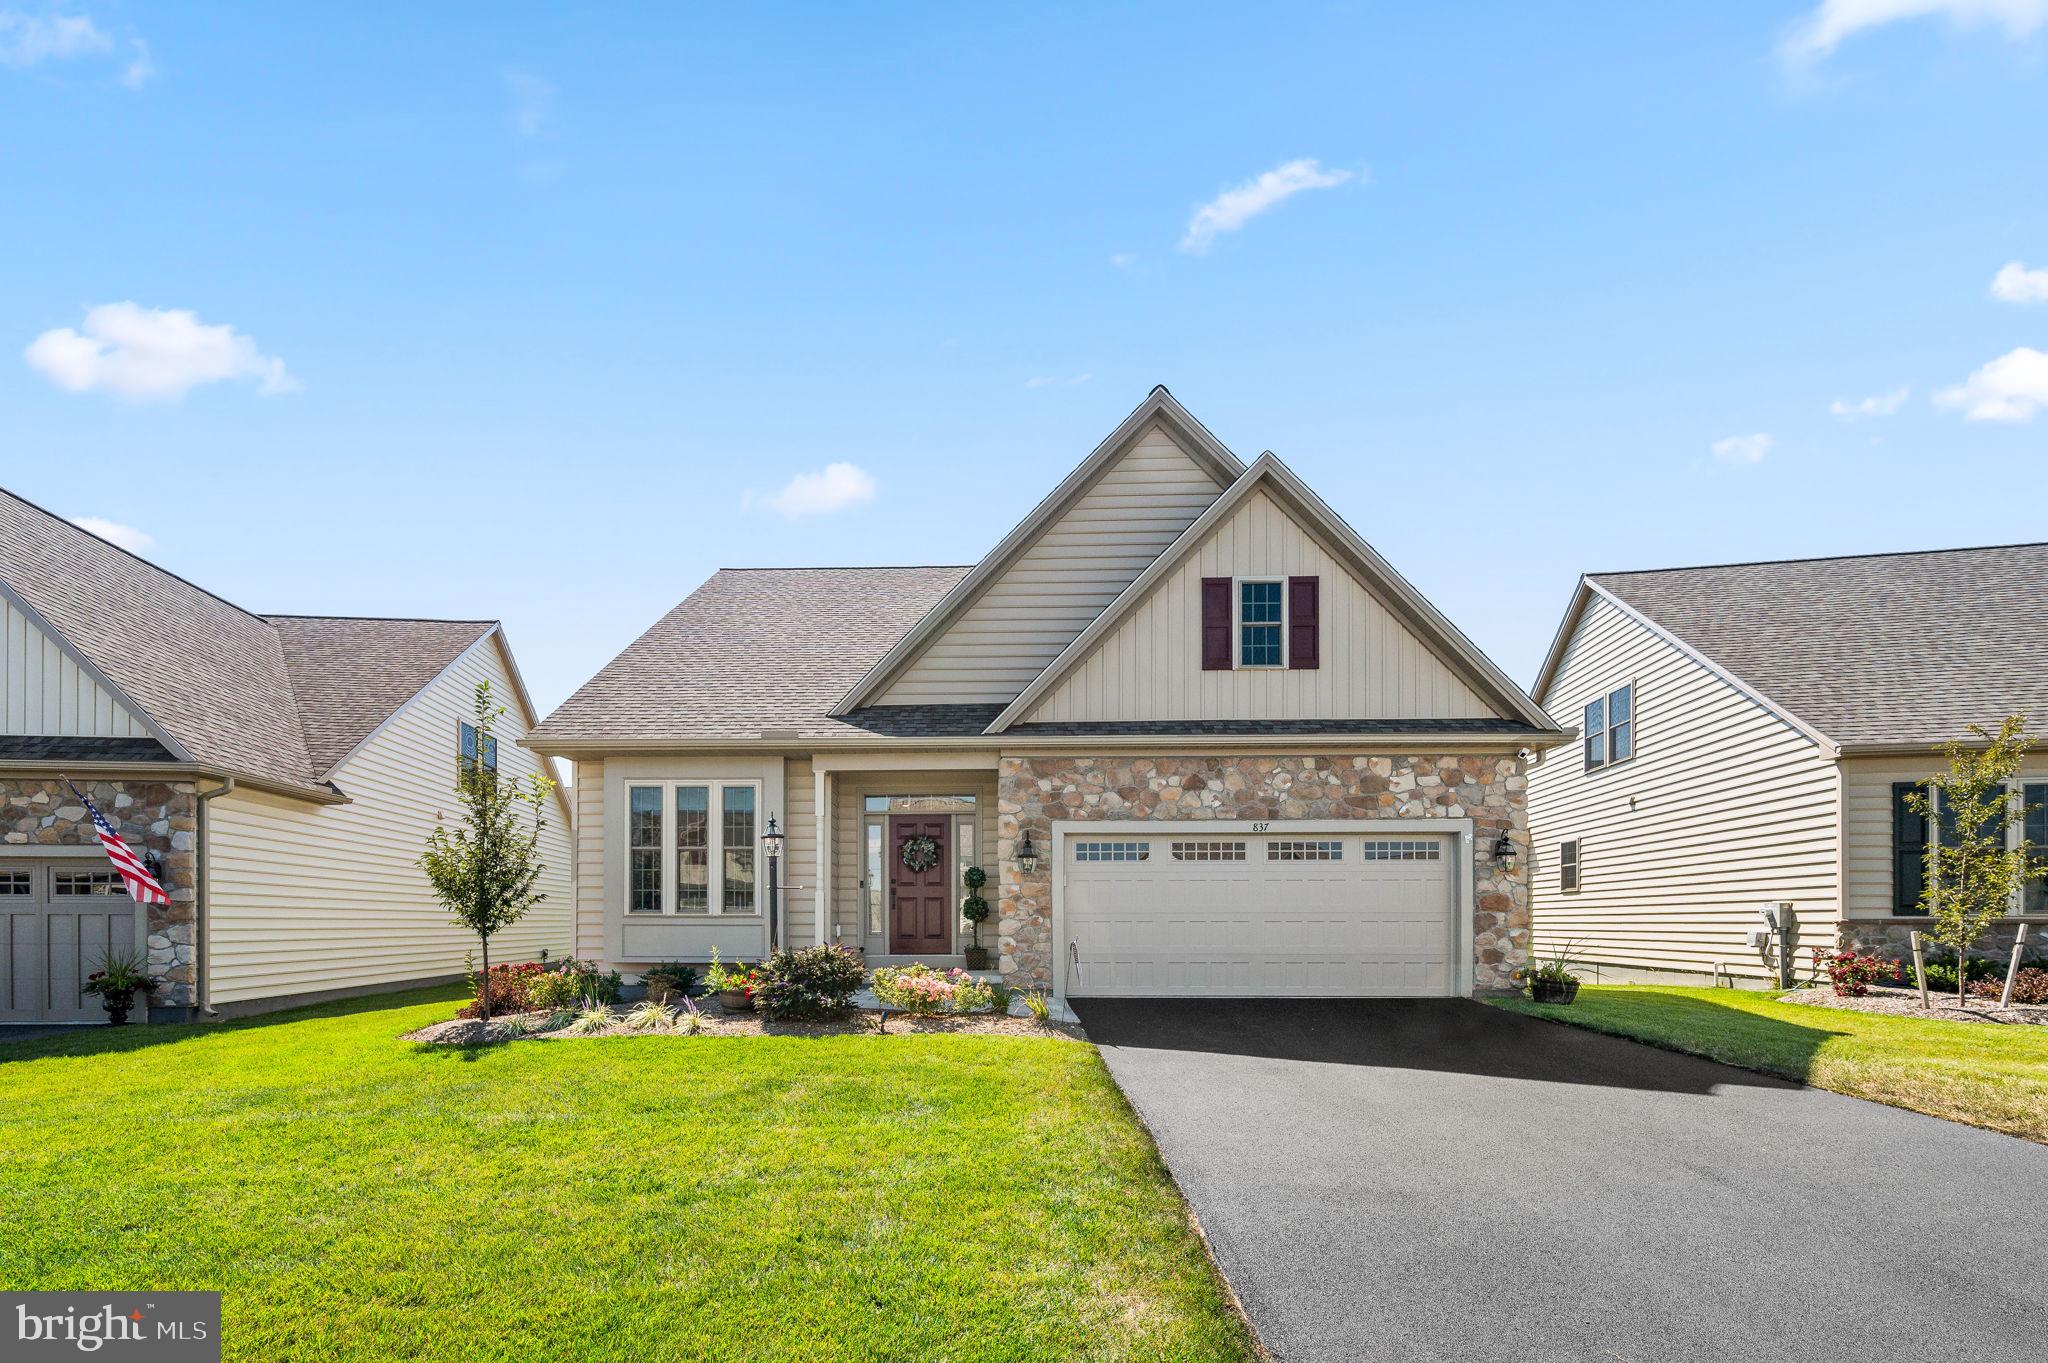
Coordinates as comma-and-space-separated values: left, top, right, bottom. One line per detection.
718, 988, 754, 1012
962, 945, 991, 971
99, 990, 138, 1026
1529, 977, 1580, 1005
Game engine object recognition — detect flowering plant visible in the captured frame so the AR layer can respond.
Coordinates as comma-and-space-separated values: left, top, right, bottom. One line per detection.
458, 960, 546, 1017
703, 948, 761, 997
80, 950, 161, 1000
871, 964, 996, 1015
1812, 948, 1898, 998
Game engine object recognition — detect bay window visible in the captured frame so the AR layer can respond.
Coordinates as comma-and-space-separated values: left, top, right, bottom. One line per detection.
625, 780, 763, 915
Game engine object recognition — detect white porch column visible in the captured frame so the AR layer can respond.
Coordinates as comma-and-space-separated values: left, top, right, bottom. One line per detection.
814, 767, 831, 946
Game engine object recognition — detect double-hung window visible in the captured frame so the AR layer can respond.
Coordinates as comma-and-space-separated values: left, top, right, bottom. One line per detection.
1559, 840, 1581, 893
1894, 781, 2048, 916
1238, 579, 1284, 668
1583, 683, 1634, 771
625, 781, 760, 916
2025, 784, 2047, 915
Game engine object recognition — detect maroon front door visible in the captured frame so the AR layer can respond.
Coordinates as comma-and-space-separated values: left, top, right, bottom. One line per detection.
888, 815, 951, 955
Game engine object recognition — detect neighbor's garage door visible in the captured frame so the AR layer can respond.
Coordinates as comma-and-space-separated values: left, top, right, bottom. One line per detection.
1063, 832, 1458, 998
1, 861, 142, 1022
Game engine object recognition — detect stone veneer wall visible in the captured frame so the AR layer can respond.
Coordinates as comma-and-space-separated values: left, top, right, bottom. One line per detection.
1, 777, 200, 1010
996, 753, 1529, 992
1837, 918, 2043, 966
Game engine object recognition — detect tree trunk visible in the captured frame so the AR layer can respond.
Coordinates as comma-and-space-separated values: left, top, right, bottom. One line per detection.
480, 932, 492, 1022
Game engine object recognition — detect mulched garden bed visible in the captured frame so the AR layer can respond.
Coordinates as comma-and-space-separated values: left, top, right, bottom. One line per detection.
406, 998, 1087, 1046
1780, 985, 2048, 1026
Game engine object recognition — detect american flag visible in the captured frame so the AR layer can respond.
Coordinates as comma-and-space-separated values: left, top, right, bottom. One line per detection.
65, 779, 170, 907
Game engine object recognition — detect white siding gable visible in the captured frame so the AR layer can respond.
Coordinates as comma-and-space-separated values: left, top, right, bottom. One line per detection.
1023, 490, 1499, 723
1, 592, 150, 738
207, 635, 574, 1005
1526, 592, 1839, 983
876, 423, 1226, 705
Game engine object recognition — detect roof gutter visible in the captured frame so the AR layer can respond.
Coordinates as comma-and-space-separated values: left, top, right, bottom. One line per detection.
522, 729, 1573, 757
0, 759, 346, 805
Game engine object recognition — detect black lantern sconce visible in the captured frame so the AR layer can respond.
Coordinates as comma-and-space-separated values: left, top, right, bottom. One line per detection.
1016, 830, 1039, 875
1491, 832, 1518, 875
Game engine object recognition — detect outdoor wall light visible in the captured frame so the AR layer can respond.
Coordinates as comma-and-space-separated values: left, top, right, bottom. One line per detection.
1017, 831, 1039, 875
1491, 832, 1518, 874
761, 815, 784, 863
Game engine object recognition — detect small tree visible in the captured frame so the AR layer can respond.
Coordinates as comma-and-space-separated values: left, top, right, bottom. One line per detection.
421, 682, 556, 1020
1905, 714, 2033, 1007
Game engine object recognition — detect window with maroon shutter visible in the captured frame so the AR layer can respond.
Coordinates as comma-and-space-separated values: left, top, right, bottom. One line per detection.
1200, 577, 1231, 669
1287, 575, 1319, 670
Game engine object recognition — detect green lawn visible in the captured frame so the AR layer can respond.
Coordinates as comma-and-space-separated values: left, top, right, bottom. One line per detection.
0, 989, 1257, 1363
1492, 985, 2048, 1143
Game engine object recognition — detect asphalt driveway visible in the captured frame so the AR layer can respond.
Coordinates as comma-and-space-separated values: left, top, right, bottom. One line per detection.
1076, 998, 2046, 1363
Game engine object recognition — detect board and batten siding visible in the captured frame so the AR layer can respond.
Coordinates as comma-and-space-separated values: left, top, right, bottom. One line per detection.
1527, 594, 1840, 982
1, 594, 149, 738
781, 755, 817, 947
1840, 750, 2048, 920
876, 424, 1225, 705
207, 637, 573, 1005
1025, 490, 1498, 723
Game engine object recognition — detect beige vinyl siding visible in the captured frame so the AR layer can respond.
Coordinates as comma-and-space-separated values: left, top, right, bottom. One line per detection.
830, 766, 999, 949
1, 595, 149, 737
1527, 594, 1839, 981
1026, 490, 1498, 723
207, 637, 574, 1005
782, 755, 817, 946
574, 758, 605, 961
877, 424, 1225, 705
1841, 750, 2048, 920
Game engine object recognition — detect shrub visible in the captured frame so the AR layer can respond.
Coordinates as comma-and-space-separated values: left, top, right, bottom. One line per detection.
1814, 950, 1898, 997
622, 1000, 676, 1031
457, 961, 546, 1018
561, 958, 624, 1004
1918, 953, 2044, 992
641, 962, 699, 998
524, 970, 583, 1011
754, 944, 867, 1021
565, 1003, 616, 1035
871, 964, 996, 1015
1969, 967, 2048, 1006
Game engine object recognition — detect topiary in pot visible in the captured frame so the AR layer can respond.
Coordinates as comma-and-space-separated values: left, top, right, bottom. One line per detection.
960, 869, 991, 970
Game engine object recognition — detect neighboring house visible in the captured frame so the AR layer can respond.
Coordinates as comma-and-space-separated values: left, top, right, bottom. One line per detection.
1527, 544, 2048, 986
526, 388, 1566, 1000
0, 489, 573, 1023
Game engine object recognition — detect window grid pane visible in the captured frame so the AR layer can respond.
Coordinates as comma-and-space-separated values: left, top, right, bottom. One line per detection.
54, 870, 127, 897
1239, 581, 1283, 667
1583, 697, 1606, 770
1560, 840, 1581, 893
1359, 839, 1441, 860
1171, 840, 1247, 861
0, 870, 30, 895
628, 786, 662, 913
2024, 784, 2047, 914
1074, 841, 1149, 862
1268, 840, 1343, 861
722, 786, 756, 912
675, 786, 710, 914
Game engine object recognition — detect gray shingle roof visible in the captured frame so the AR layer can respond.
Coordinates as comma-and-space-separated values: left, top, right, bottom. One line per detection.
266, 616, 495, 771
1, 488, 500, 795
1590, 543, 2048, 748
531, 566, 974, 743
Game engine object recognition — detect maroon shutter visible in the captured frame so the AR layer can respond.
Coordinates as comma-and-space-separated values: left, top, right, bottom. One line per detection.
1200, 577, 1232, 670
1288, 575, 1320, 670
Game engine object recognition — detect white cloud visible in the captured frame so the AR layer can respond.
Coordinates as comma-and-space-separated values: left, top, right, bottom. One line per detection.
1025, 373, 1092, 389
1109, 252, 1136, 269
25, 302, 300, 401
501, 66, 554, 138
755, 462, 877, 517
1180, 158, 1356, 254
1934, 345, 2048, 421
1781, 0, 2048, 63
1828, 387, 1909, 418
1990, 260, 2048, 303
69, 516, 153, 554
0, 11, 110, 67
1710, 432, 1775, 464
120, 36, 150, 88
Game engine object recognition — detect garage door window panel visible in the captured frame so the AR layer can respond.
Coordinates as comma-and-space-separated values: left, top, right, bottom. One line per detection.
1268, 840, 1343, 861
54, 871, 129, 897
1171, 841, 1246, 862
1074, 841, 1149, 862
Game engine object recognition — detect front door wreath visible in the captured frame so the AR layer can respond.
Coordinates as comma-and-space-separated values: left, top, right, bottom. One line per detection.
899, 835, 942, 874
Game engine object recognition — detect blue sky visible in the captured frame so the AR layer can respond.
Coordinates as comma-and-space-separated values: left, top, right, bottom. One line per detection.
4, 2, 2045, 720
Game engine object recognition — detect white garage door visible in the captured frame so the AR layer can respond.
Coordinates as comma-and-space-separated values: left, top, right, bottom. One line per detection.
1062, 830, 1459, 998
